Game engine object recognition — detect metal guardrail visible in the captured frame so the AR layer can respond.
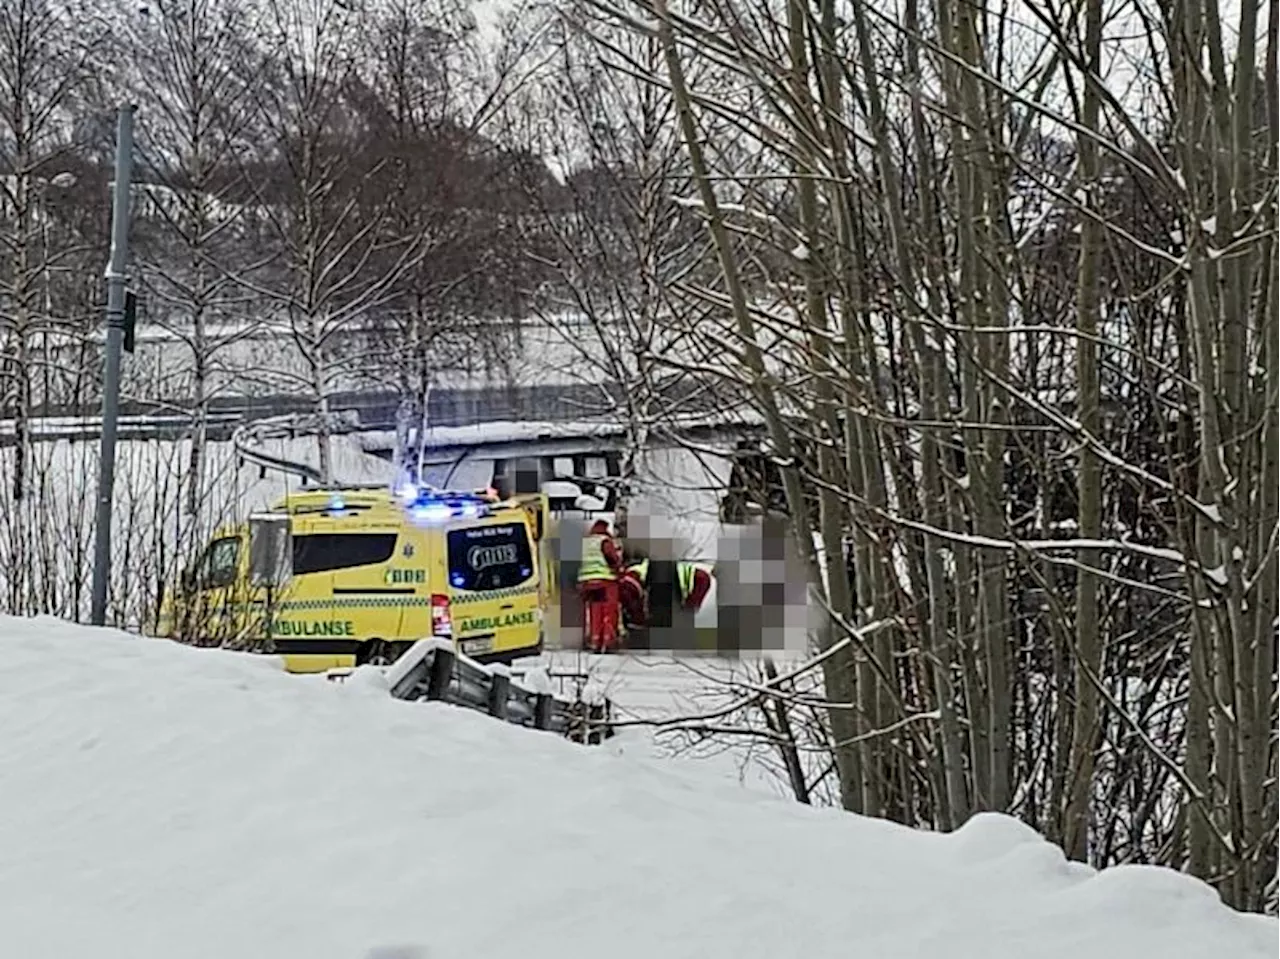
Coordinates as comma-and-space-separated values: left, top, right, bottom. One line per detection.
381, 639, 614, 745
0, 410, 247, 446
230, 417, 333, 485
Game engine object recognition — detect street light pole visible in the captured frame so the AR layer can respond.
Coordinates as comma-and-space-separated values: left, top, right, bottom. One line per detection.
90, 105, 135, 627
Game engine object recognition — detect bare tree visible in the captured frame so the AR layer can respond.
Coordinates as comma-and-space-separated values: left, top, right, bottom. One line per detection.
513, 12, 722, 521
1163, 0, 1277, 907
241, 0, 428, 482
578, 0, 1276, 911
0, 0, 108, 612
356, 0, 532, 486
126, 0, 267, 538
1064, 0, 1105, 863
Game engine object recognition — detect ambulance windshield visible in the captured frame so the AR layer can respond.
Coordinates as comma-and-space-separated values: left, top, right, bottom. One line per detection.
446, 523, 534, 592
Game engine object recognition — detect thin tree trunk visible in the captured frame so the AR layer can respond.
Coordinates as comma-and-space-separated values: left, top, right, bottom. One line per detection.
938, 0, 1012, 811
1064, 0, 1105, 864
653, 0, 865, 812
904, 0, 970, 829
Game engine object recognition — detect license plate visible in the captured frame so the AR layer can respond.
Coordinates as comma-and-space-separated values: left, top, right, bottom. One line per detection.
461, 637, 495, 656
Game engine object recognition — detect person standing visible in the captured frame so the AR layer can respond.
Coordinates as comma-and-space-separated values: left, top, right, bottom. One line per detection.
577, 519, 624, 653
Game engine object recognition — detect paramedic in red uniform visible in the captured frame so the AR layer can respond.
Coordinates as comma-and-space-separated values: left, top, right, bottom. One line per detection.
578, 519, 625, 653
619, 559, 649, 629
620, 558, 714, 653
621, 558, 714, 621
677, 561, 713, 612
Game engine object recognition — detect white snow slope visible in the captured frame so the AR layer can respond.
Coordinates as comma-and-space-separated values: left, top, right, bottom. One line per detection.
1, 618, 1273, 959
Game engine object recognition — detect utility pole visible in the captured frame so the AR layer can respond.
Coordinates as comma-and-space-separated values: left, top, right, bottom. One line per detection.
90, 106, 135, 627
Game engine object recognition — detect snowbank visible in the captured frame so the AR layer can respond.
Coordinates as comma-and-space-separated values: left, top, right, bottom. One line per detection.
0, 617, 1272, 959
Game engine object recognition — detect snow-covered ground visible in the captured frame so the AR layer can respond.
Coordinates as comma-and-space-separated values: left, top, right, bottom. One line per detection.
515, 649, 818, 799
1, 617, 1273, 959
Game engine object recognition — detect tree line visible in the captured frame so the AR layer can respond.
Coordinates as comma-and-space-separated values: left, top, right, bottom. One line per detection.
542, 0, 1275, 916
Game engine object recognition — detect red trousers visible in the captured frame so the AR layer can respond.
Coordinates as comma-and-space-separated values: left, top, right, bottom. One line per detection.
579, 580, 620, 652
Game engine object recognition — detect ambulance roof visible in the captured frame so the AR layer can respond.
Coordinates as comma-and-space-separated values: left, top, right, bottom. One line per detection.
270, 485, 524, 524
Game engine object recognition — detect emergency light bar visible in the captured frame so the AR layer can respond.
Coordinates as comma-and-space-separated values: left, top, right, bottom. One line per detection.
314, 493, 375, 517
396, 485, 494, 524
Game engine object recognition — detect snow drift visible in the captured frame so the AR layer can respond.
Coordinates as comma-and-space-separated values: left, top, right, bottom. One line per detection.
0, 617, 1272, 959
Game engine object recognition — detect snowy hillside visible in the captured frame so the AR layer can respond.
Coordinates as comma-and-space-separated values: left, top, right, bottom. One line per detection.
0, 618, 1272, 959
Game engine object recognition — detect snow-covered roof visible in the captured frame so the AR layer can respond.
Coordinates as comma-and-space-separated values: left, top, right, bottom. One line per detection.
358, 411, 765, 454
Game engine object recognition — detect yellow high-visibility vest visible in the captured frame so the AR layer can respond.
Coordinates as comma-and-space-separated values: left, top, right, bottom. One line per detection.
677, 561, 713, 601
578, 534, 617, 582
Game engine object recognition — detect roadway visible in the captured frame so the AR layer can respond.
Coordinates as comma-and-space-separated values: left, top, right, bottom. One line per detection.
3, 383, 629, 446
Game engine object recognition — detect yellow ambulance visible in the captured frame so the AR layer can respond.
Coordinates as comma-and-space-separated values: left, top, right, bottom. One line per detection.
155, 484, 551, 673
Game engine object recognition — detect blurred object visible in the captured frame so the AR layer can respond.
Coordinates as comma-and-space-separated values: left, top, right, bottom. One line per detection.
608, 509, 808, 655
621, 557, 716, 653
620, 558, 649, 627
713, 517, 811, 655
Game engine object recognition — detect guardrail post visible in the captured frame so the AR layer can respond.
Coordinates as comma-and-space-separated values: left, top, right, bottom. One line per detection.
590, 700, 614, 744
570, 701, 588, 742
534, 692, 553, 730
425, 648, 455, 701
488, 671, 510, 719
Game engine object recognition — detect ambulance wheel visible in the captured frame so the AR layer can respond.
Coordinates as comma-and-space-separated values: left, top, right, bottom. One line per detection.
359, 639, 395, 667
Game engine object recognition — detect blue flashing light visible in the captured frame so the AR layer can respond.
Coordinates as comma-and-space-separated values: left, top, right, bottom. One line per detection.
451, 574, 466, 587
411, 502, 454, 524
402, 488, 491, 525
328, 494, 346, 513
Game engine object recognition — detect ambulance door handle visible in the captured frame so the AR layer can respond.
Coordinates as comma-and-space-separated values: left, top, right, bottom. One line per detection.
500, 603, 514, 610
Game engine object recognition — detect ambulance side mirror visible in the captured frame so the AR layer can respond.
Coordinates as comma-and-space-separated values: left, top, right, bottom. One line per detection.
248, 513, 293, 588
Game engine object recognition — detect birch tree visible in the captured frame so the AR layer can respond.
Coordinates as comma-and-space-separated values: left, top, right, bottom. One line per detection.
582, 0, 1276, 910
516, 12, 717, 524
1164, 0, 1277, 907
126, 0, 267, 533
0, 0, 108, 611
245, 0, 428, 482
1063, 0, 1106, 863
356, 0, 535, 486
